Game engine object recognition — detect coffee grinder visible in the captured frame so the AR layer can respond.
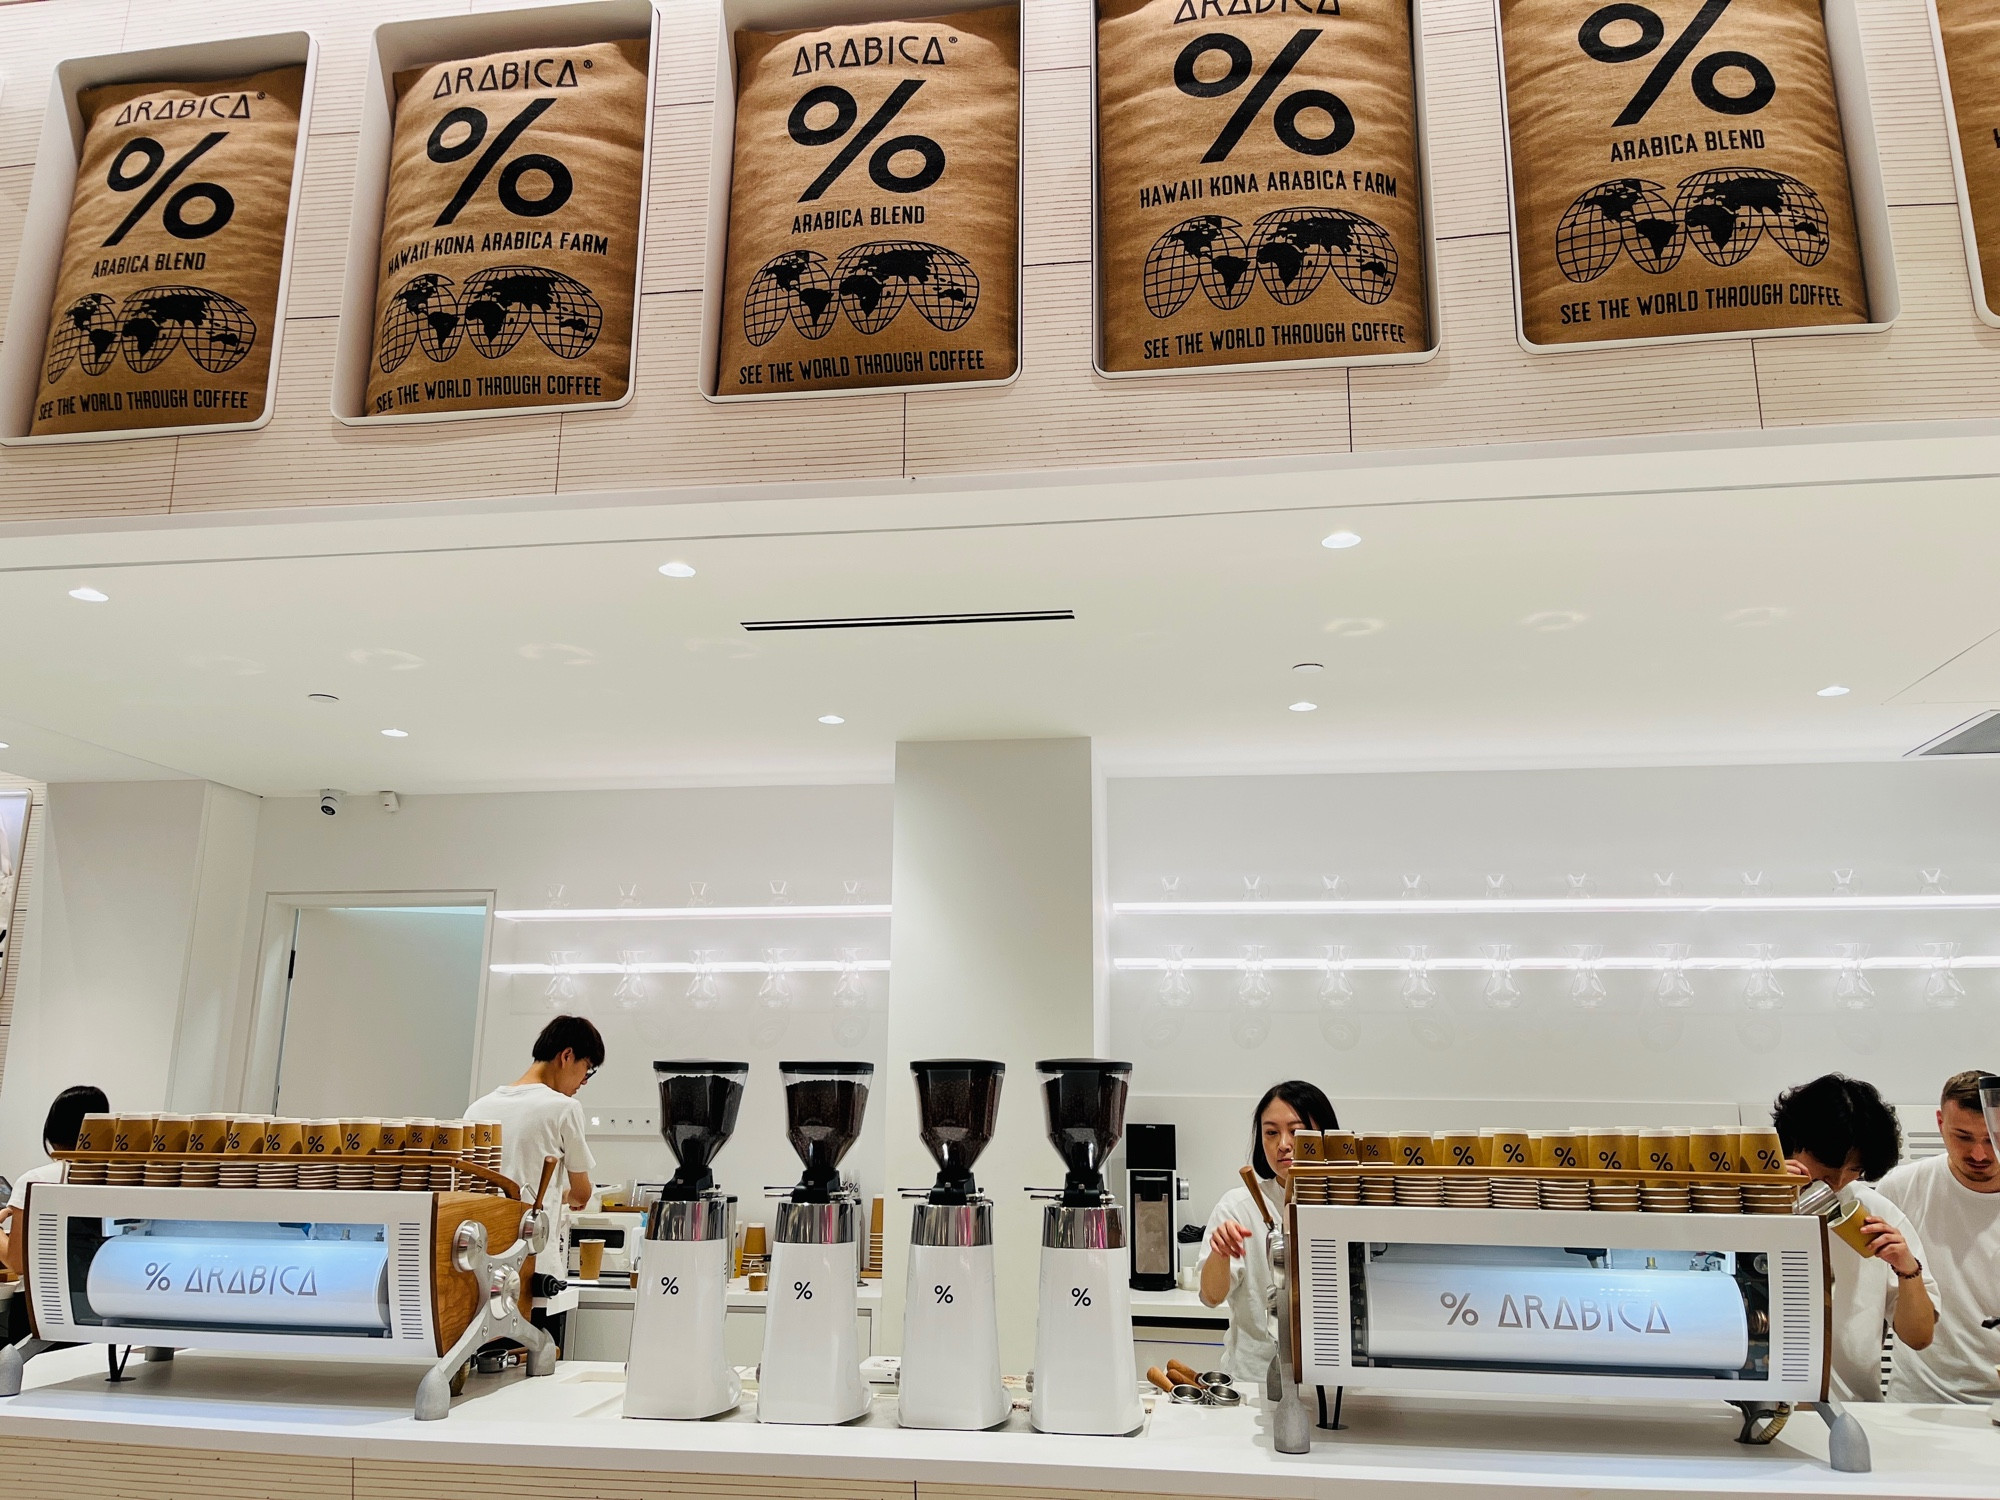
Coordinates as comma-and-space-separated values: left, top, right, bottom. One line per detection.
1028, 1058, 1143, 1436
1125, 1122, 1189, 1293
759, 1060, 873, 1425
899, 1060, 1009, 1430
624, 1060, 746, 1420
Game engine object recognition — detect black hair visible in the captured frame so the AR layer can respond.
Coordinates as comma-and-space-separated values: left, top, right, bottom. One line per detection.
1249, 1080, 1340, 1179
42, 1085, 108, 1154
532, 1014, 605, 1068
1771, 1073, 1901, 1181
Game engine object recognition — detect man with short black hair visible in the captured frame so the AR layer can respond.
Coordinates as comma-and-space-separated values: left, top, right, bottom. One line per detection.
1772, 1074, 1936, 1401
1877, 1070, 2000, 1404
467, 1014, 603, 1264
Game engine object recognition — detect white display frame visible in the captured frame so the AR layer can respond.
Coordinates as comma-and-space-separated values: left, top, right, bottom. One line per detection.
1088, 0, 1444, 378
1921, 0, 2000, 328
328, 0, 661, 426
1490, 0, 1901, 355
697, 0, 1026, 402
0, 31, 320, 446
1292, 1201, 1828, 1402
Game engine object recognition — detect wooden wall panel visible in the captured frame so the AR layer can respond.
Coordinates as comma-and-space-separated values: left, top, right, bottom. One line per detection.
1856, 0, 1957, 208
358, 1461, 912, 1500
1422, 27, 1509, 241
1024, 67, 1091, 269
1422, 0, 1499, 37
286, 132, 358, 321
0, 163, 30, 337
0, 0, 128, 169
167, 316, 562, 509
657, 0, 723, 109
1755, 204, 2000, 424
1025, 0, 1092, 73
554, 292, 905, 491
0, 434, 176, 522
903, 261, 1352, 474
643, 103, 714, 296
1349, 234, 1763, 449
0, 1436, 347, 1500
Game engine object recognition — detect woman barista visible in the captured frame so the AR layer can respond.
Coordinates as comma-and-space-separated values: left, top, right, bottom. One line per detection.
1198, 1080, 1340, 1382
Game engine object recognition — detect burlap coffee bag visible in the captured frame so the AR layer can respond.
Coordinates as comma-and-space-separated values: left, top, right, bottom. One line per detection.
1099, 0, 1428, 371
365, 39, 648, 417
716, 8, 1018, 395
1501, 0, 1866, 344
31, 67, 304, 436
1933, 0, 2000, 313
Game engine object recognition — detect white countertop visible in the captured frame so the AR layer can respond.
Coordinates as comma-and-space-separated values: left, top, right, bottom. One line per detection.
0, 1345, 1994, 1499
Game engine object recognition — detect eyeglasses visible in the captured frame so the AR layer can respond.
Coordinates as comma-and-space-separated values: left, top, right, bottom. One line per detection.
583, 1064, 599, 1084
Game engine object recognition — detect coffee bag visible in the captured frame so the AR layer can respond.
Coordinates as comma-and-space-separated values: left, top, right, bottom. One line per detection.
716, 8, 1019, 396
1500, 0, 1867, 344
31, 66, 305, 437
365, 39, 648, 417
1098, 0, 1428, 371
1933, 0, 2000, 314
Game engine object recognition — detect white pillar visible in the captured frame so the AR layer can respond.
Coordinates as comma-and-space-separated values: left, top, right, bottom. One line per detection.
881, 739, 1103, 1374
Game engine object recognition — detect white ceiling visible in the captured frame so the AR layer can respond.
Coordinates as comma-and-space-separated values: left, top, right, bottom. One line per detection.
2, 435, 1999, 795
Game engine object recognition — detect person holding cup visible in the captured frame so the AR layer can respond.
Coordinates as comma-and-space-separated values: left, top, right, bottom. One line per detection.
1772, 1074, 1936, 1401
1199, 1080, 1341, 1382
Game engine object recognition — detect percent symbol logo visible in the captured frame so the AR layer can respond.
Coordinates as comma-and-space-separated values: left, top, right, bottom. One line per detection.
427, 98, 574, 227
788, 81, 945, 203
1440, 1291, 1478, 1326
1578, 0, 1775, 126
933, 1284, 954, 1305
103, 133, 234, 247
1069, 1286, 1092, 1308
793, 1280, 813, 1300
1174, 30, 1353, 164
660, 1276, 679, 1295
143, 1262, 173, 1292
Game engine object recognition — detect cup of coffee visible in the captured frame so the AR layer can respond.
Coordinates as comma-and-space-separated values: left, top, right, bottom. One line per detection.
1435, 1132, 1482, 1168
1690, 1129, 1738, 1175
1488, 1130, 1534, 1169
1830, 1200, 1877, 1257
1740, 1128, 1785, 1175
577, 1239, 606, 1281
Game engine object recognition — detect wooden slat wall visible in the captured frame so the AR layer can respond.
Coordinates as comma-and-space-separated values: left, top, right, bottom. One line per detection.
359, 1461, 915, 1500
0, 1436, 349, 1500
0, 0, 1990, 520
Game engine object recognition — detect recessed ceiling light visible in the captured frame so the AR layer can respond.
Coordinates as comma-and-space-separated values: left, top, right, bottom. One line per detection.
1817, 684, 1851, 697
381, 728, 409, 738
1320, 531, 1362, 550
1293, 662, 1324, 673
1522, 610, 1588, 632
1289, 701, 1318, 713
658, 562, 697, 578
68, 586, 108, 603
0, 743, 9, 751
818, 714, 845, 725
307, 692, 339, 704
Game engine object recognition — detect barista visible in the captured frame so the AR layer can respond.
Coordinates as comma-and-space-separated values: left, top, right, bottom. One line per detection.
1198, 1080, 1340, 1382
11, 1085, 109, 1196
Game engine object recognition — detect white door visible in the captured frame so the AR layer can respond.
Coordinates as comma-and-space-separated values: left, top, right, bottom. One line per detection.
276, 906, 486, 1118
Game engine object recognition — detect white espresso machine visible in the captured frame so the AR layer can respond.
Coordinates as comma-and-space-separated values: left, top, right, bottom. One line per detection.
899, 1059, 1009, 1430
759, 1060, 873, 1425
1028, 1058, 1143, 1436
624, 1059, 746, 1420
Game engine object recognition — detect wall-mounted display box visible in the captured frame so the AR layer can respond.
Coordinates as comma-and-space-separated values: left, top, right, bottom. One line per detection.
1924, 0, 2000, 328
0, 32, 319, 445
698, 0, 1024, 402
1492, 0, 1899, 354
1090, 0, 1442, 378
329, 0, 660, 426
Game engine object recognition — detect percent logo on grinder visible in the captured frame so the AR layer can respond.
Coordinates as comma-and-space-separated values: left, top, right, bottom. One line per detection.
1931, 0, 2000, 316
365, 39, 648, 417
716, 8, 1019, 396
32, 66, 306, 437
1097, 0, 1428, 373
1499, 0, 1867, 344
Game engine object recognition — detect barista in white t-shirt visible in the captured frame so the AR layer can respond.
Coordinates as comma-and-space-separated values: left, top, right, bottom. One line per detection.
1772, 1074, 1937, 1402
1878, 1070, 2000, 1405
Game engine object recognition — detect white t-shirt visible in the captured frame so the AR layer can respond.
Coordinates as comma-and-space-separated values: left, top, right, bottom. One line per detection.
466, 1082, 597, 1278
1197, 1178, 1285, 1384
9, 1162, 63, 1204
1826, 1183, 1939, 1403
1876, 1153, 2000, 1404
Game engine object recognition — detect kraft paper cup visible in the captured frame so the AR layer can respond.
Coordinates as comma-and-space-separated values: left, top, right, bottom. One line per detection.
1322, 1131, 1360, 1164
578, 1239, 605, 1281
341, 1119, 382, 1157
375, 1121, 406, 1190
1690, 1130, 1738, 1175
186, 1115, 228, 1155
1586, 1130, 1628, 1172
302, 1119, 338, 1158
1830, 1200, 1877, 1256
112, 1114, 155, 1156
262, 1119, 303, 1156
1293, 1129, 1324, 1163
1395, 1133, 1433, 1168
1358, 1133, 1395, 1166
222, 1117, 265, 1154
1435, 1131, 1482, 1168
1739, 1128, 1785, 1175
1539, 1130, 1583, 1170
150, 1114, 191, 1154
1488, 1130, 1533, 1170
1637, 1129, 1679, 1180
75, 1114, 113, 1154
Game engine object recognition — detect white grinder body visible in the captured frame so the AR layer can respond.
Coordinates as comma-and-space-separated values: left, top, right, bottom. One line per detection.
900, 1202, 1008, 1430
624, 1208, 738, 1420
1030, 1205, 1142, 1435
760, 1200, 869, 1425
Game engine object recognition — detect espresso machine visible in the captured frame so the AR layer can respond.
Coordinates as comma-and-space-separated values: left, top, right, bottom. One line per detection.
899, 1059, 1010, 1430
625, 1060, 746, 1420
1125, 1122, 1188, 1293
760, 1060, 873, 1425
1029, 1058, 1143, 1436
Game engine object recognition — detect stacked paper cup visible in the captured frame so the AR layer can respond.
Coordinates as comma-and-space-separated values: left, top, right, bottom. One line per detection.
400, 1120, 434, 1191
258, 1118, 302, 1189
429, 1121, 464, 1191
182, 1114, 226, 1187
146, 1115, 190, 1187
374, 1120, 405, 1190
337, 1119, 380, 1190
219, 1117, 261, 1188
70, 1114, 112, 1184
299, 1120, 339, 1190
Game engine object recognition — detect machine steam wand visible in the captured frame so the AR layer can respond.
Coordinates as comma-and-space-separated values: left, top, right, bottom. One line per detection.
1239, 1166, 1310, 1455
413, 1155, 561, 1421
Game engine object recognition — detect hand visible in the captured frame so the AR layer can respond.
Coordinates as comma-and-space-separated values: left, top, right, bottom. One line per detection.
1783, 1157, 1810, 1178
1208, 1220, 1253, 1260
1862, 1217, 1918, 1277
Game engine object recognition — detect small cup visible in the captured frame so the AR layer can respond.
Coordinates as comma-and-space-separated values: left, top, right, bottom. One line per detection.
1487, 1130, 1533, 1170
303, 1119, 338, 1158
742, 1222, 768, 1258
1321, 1131, 1360, 1165
747, 1271, 769, 1292
223, 1117, 264, 1155
404, 1119, 433, 1153
1586, 1130, 1628, 1172
342, 1119, 382, 1157
1690, 1129, 1738, 1175
151, 1115, 192, 1154
431, 1121, 467, 1156
1434, 1132, 1481, 1169
75, 1115, 114, 1154
1395, 1133, 1432, 1168
578, 1239, 606, 1281
113, 1114, 156, 1155
1358, 1133, 1395, 1166
186, 1115, 229, 1155
377, 1120, 406, 1154
1292, 1130, 1324, 1163
1830, 1200, 1877, 1257
1539, 1130, 1583, 1170
1739, 1128, 1785, 1175
1637, 1129, 1679, 1178
472, 1120, 495, 1153
263, 1118, 304, 1156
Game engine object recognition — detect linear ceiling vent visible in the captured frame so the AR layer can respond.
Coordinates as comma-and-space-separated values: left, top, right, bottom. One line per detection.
741, 609, 1075, 633
1911, 711, 2000, 757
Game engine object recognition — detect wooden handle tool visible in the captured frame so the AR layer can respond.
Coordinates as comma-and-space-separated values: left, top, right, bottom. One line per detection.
532, 1154, 560, 1213
1239, 1165, 1277, 1229
1166, 1359, 1201, 1386
1146, 1366, 1175, 1393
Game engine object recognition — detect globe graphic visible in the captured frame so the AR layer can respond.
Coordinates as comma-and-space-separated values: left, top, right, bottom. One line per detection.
460, 266, 601, 360
1144, 216, 1252, 318
378, 273, 463, 373
46, 293, 120, 381
833, 241, 978, 334
116, 286, 256, 374
1556, 179, 1682, 283
1250, 207, 1398, 307
1677, 169, 1829, 267
745, 250, 837, 345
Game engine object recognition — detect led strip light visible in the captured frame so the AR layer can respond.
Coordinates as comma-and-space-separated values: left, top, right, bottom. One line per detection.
496, 905, 891, 922
1114, 896, 2000, 916
1113, 954, 2000, 972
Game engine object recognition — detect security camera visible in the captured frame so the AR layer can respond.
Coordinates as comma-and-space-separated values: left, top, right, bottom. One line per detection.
319, 789, 344, 817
